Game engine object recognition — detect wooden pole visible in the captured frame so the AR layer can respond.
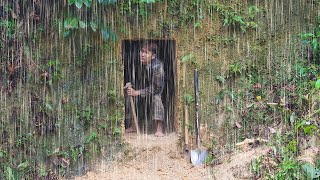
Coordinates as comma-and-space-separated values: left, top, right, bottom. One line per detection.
124, 82, 140, 135
184, 103, 189, 146
129, 95, 140, 135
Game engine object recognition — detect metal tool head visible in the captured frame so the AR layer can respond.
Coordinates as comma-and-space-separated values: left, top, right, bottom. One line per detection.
190, 149, 208, 165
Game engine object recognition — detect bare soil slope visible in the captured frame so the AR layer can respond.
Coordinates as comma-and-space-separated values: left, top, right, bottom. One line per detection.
74, 133, 212, 180
74, 133, 271, 180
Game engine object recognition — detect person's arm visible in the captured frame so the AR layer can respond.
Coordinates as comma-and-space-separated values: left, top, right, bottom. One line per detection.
139, 63, 164, 97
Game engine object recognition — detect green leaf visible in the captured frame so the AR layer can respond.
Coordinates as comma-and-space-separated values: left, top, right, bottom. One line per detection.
301, 33, 314, 40
295, 120, 306, 132
79, 20, 87, 28
312, 38, 318, 49
113, 128, 121, 136
85, 132, 97, 143
101, 28, 110, 41
233, 15, 242, 22
248, 21, 258, 28
185, 94, 194, 105
223, 18, 229, 26
303, 125, 317, 136
68, 0, 76, 5
315, 79, 320, 89
302, 163, 320, 179
75, 0, 83, 9
316, 30, 320, 37
248, 6, 259, 18
46, 103, 53, 112
64, 17, 72, 29
100, 27, 117, 42
84, 0, 92, 7
194, 21, 202, 28
64, 17, 78, 29
6, 166, 14, 180
70, 18, 79, 29
289, 140, 297, 153
299, 67, 307, 76
63, 30, 70, 38
110, 33, 118, 42
181, 53, 195, 63
0, 150, 6, 158
90, 22, 97, 32
17, 161, 29, 171
98, 0, 117, 4
289, 112, 296, 125
215, 75, 225, 83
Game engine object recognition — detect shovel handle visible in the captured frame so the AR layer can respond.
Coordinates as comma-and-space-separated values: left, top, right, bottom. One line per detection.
124, 82, 140, 135
184, 102, 189, 145
129, 96, 140, 135
194, 69, 200, 149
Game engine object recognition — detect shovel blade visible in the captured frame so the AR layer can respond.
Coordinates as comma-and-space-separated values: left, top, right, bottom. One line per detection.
190, 149, 208, 165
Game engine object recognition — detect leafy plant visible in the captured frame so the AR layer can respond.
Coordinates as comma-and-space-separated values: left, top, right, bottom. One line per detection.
112, 128, 121, 136
78, 107, 94, 128
295, 119, 318, 136
70, 145, 84, 162
210, 1, 259, 32
275, 158, 302, 179
64, 17, 79, 29
215, 75, 226, 84
302, 163, 320, 179
228, 62, 243, 76
68, 0, 93, 8
181, 53, 197, 65
85, 132, 98, 144
84, 132, 102, 156
185, 94, 194, 105
98, 0, 118, 5
15, 133, 33, 148
46, 60, 62, 83
204, 154, 214, 165
315, 78, 320, 89
215, 89, 225, 104
301, 16, 320, 63
17, 161, 33, 175
4, 165, 16, 180
101, 27, 117, 42
63, 1, 118, 42
251, 156, 262, 178
0, 19, 17, 39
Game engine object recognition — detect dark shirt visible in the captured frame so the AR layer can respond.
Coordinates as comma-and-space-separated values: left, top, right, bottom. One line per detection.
139, 58, 164, 97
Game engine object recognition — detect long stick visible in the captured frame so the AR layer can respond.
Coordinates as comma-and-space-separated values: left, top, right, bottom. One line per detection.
129, 95, 140, 135
124, 82, 140, 135
184, 103, 189, 146
194, 69, 200, 149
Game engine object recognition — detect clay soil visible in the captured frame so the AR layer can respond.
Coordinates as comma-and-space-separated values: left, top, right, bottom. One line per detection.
74, 132, 271, 180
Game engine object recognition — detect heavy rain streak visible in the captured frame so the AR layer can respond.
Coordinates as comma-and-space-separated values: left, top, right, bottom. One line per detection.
0, 0, 319, 179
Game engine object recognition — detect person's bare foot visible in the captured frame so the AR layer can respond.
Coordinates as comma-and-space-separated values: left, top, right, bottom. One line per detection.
125, 126, 136, 133
155, 120, 164, 137
155, 131, 164, 137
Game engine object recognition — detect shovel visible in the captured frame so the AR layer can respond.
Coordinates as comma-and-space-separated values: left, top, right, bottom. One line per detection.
190, 69, 208, 165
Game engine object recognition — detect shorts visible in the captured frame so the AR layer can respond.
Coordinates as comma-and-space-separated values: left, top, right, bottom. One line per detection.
125, 94, 164, 122
152, 95, 164, 121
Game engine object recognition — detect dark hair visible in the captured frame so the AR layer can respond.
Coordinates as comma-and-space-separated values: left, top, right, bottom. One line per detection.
140, 41, 158, 55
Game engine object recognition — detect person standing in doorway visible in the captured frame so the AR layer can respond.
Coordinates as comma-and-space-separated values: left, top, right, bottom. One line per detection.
126, 41, 165, 137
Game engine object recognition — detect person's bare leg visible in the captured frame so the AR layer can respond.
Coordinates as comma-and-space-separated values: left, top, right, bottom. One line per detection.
155, 120, 164, 137
125, 118, 136, 133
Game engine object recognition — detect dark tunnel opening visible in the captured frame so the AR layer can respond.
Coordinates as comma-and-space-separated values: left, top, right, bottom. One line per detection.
122, 39, 176, 134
